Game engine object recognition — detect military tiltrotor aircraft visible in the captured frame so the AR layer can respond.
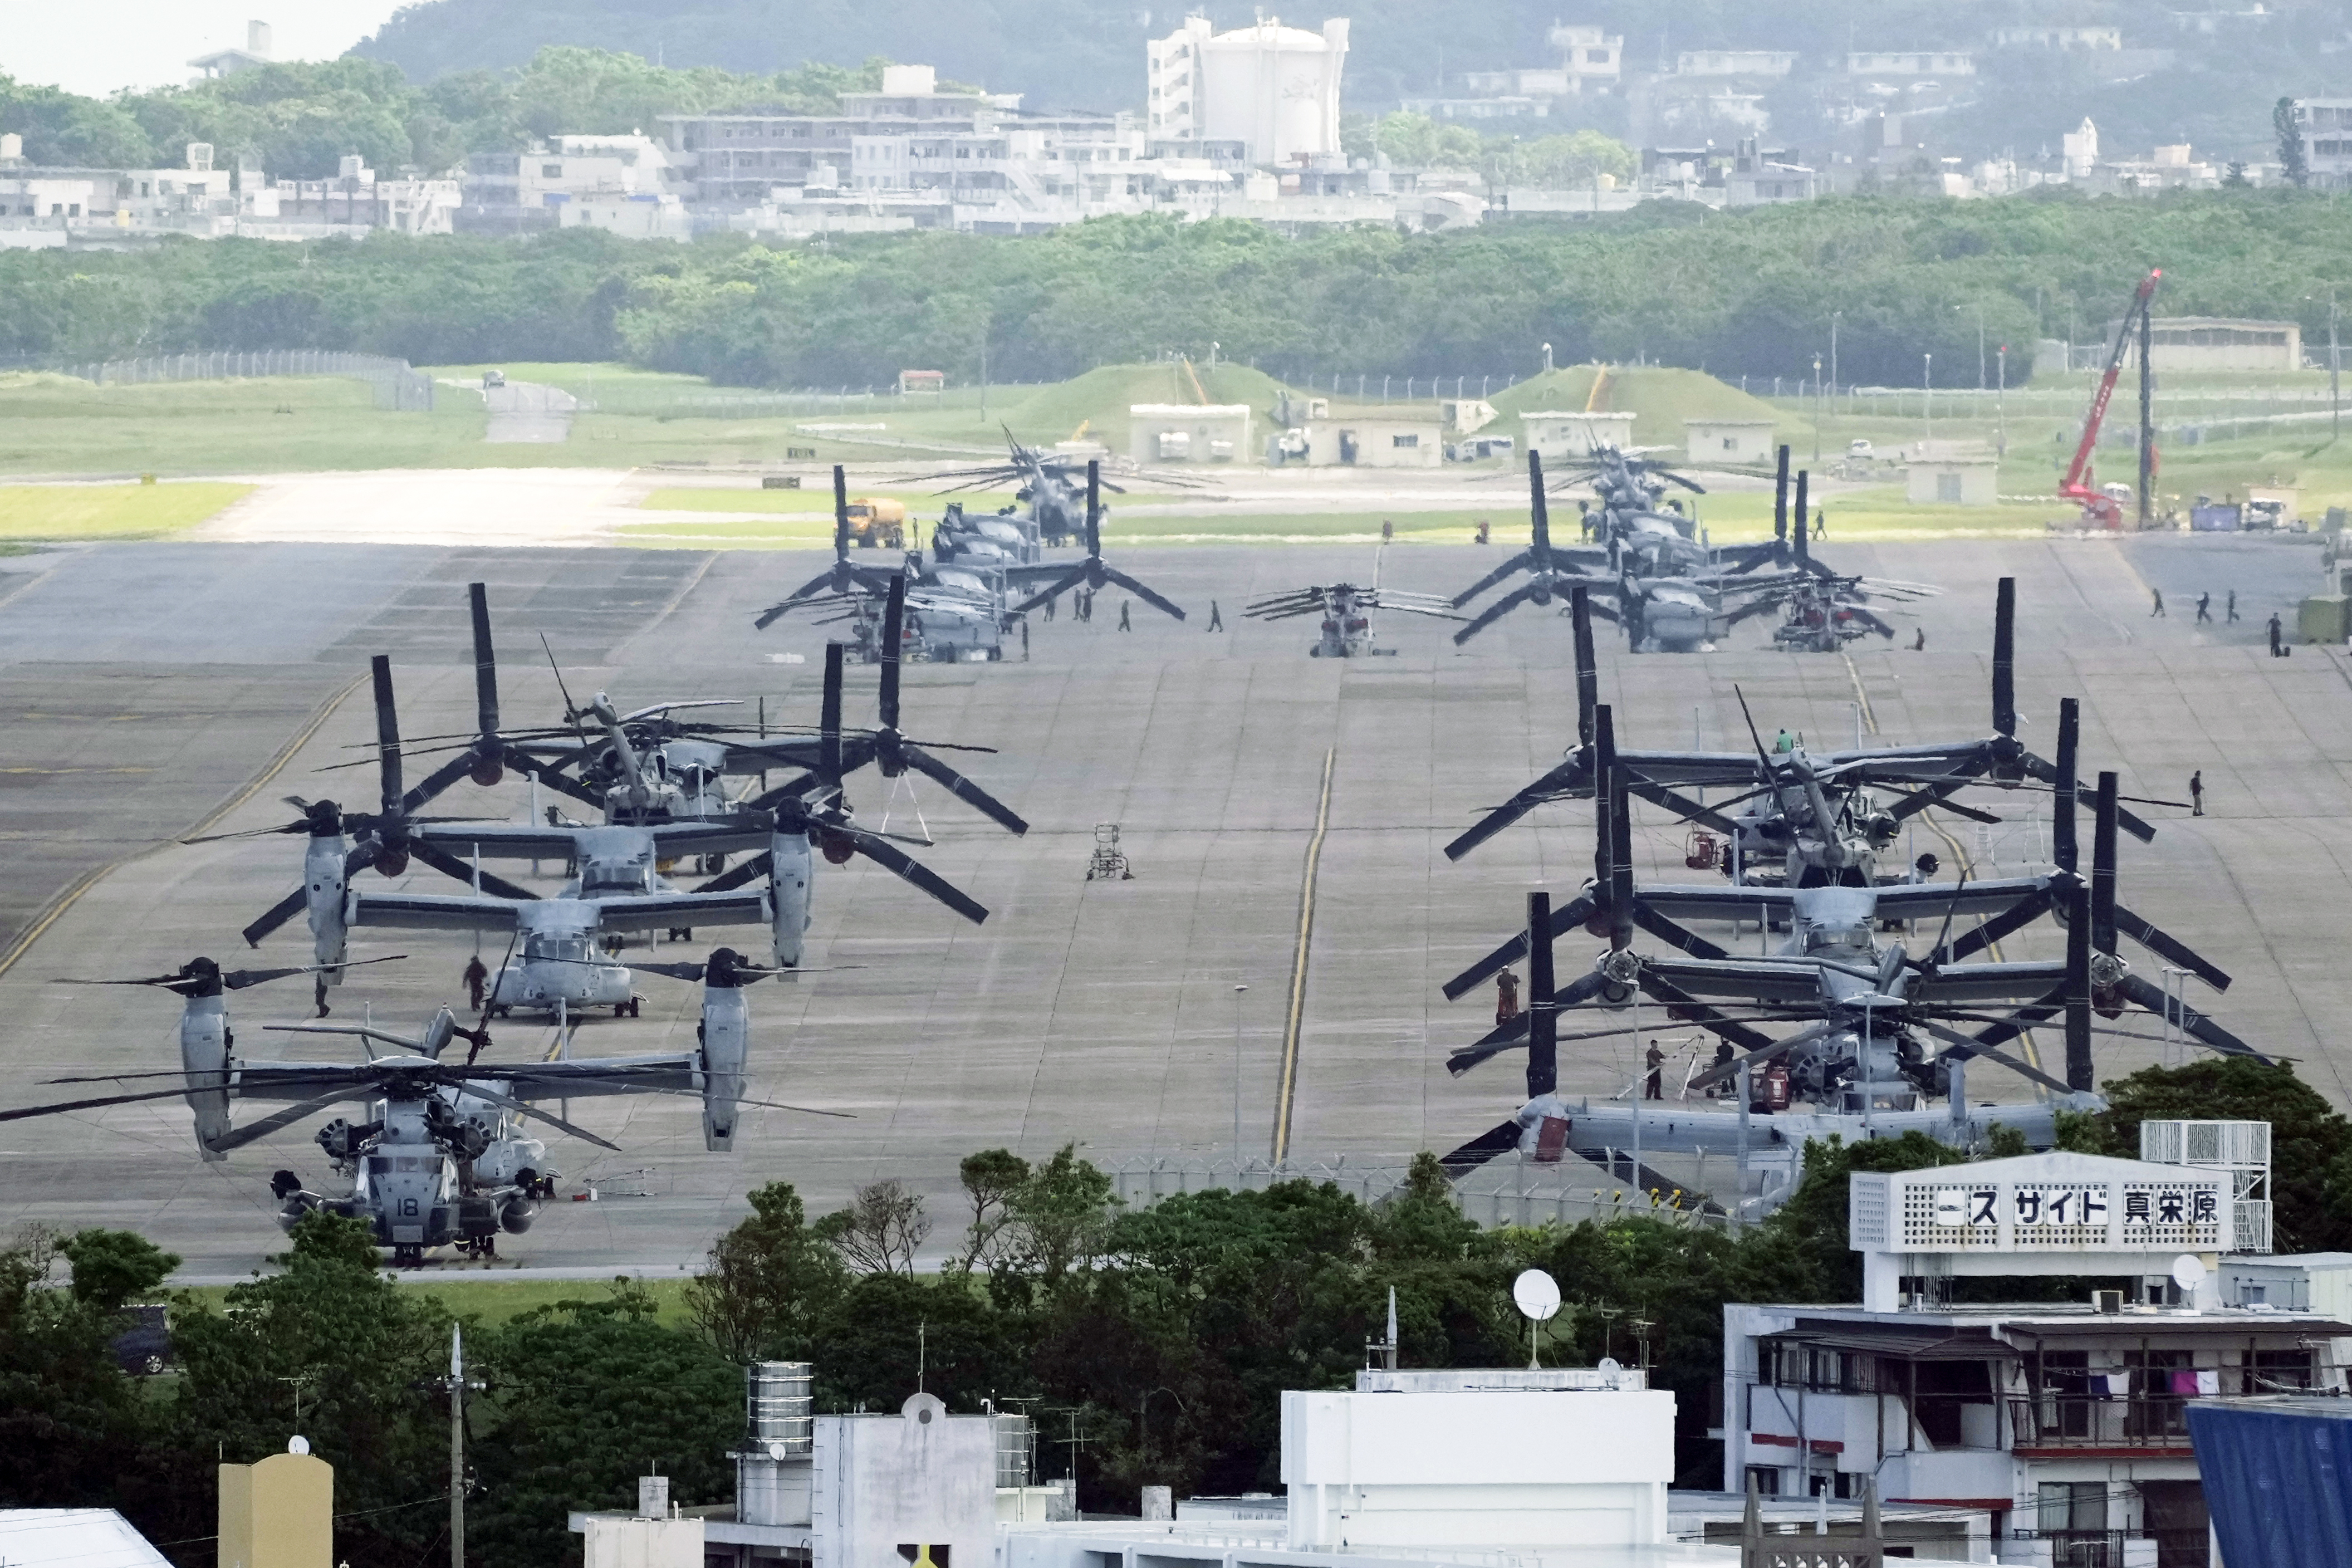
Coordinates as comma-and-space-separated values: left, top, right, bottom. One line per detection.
1431, 712, 2251, 1211
1442, 578, 2153, 888
9, 949, 843, 1265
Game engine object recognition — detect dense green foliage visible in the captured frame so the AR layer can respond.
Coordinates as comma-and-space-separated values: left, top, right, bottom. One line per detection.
12, 190, 2352, 386
2, 1067, 2344, 1565
0, 50, 893, 180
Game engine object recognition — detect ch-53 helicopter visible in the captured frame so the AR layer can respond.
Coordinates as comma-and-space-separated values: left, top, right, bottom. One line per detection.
7, 949, 842, 1265
1433, 712, 2251, 1210
1244, 543, 1464, 655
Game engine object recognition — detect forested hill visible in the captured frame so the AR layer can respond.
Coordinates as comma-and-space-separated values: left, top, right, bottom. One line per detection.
348, 0, 2349, 155
4, 193, 2350, 389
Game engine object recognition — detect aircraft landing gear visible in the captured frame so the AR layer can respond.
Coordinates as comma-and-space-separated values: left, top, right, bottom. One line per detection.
615, 997, 641, 1018
459, 1235, 498, 1261
392, 1243, 424, 1268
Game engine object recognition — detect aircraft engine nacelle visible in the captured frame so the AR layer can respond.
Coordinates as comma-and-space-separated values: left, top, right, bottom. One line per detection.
179, 995, 233, 1160
498, 1198, 536, 1234
698, 974, 751, 1152
771, 830, 813, 968
305, 834, 350, 976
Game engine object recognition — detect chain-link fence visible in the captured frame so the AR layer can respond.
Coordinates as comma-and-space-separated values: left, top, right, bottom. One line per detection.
1104, 1152, 1727, 1232
55, 350, 434, 411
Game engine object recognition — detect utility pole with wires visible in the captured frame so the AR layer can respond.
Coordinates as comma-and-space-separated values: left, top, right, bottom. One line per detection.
446, 1324, 479, 1568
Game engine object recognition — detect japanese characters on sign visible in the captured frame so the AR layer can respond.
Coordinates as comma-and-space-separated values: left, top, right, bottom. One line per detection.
1919, 1180, 2221, 1245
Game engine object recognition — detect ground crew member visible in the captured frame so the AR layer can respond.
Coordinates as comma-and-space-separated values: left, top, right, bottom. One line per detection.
1495, 969, 1520, 1026
1118, 600, 1132, 632
2227, 589, 2240, 622
1913, 628, 1926, 651
2269, 612, 2285, 656
2191, 770, 2204, 817
463, 954, 489, 1012
2196, 592, 2212, 623
1643, 1042, 1664, 1100
1208, 600, 1223, 631
1021, 620, 1030, 659
2152, 588, 2165, 618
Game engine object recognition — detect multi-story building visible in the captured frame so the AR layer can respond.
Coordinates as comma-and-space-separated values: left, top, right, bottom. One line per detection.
0, 139, 454, 247
459, 133, 681, 234
1724, 1140, 2339, 1568
1459, 24, 1624, 99
2292, 99, 2352, 190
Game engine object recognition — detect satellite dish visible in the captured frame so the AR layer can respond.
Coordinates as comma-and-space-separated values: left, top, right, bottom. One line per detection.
1598, 1356, 1622, 1375
2172, 1255, 2209, 1292
1512, 1268, 1562, 1322
287, 1435, 311, 1456
766, 1440, 788, 1461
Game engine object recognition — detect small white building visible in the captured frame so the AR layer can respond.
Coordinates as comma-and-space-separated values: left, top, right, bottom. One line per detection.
1846, 51, 1978, 77
1907, 452, 2002, 507
1521, 409, 1636, 460
1992, 26, 2124, 50
1683, 418, 1776, 465
2221, 1252, 2352, 1315
1676, 51, 1797, 77
1130, 403, 1253, 463
1281, 415, 1442, 468
188, 20, 272, 79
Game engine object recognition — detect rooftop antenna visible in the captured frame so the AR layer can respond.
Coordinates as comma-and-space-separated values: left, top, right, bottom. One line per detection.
1511, 1268, 1561, 1369
1365, 1284, 1400, 1370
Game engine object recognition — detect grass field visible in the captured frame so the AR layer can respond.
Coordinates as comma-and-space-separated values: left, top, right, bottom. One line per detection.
0, 373, 491, 477
0, 481, 253, 538
175, 1272, 696, 1326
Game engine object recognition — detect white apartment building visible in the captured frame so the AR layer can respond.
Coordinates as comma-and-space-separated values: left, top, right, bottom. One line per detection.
1461, 24, 1624, 99
459, 133, 680, 234
1847, 51, 1978, 77
2294, 99, 2352, 190
1677, 51, 1797, 77
1991, 27, 2124, 50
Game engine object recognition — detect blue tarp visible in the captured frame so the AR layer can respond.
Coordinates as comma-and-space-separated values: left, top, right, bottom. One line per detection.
2188, 1402, 2352, 1568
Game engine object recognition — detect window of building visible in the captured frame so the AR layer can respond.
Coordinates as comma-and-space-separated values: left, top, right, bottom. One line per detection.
2037, 1481, 2104, 1533
1744, 1466, 1782, 1496
1587, 48, 1611, 62
542, 164, 562, 177
1937, 472, 1963, 503
1393, 433, 1419, 448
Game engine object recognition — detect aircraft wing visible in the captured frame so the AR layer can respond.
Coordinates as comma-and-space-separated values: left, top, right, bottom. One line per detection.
645, 820, 777, 856
347, 891, 522, 933
592, 890, 772, 934
460, 1055, 702, 1101
1824, 741, 1998, 781
1908, 961, 2070, 1004
1618, 749, 1771, 788
1639, 886, 1798, 923
413, 823, 583, 860
1870, 876, 2055, 924
1607, 956, 1827, 1006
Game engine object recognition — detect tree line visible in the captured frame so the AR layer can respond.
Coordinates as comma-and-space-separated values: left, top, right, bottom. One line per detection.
6, 190, 2352, 386
2, 1059, 2344, 1568
0, 48, 897, 182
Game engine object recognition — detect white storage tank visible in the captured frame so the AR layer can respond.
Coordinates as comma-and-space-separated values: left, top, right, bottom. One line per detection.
1153, 16, 1349, 165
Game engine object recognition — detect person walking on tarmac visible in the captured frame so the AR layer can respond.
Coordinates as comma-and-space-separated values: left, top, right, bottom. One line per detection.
1643, 1042, 1665, 1100
2196, 592, 2212, 623
1494, 968, 1521, 1027
2269, 612, 2285, 656
2191, 770, 2205, 817
1208, 600, 1223, 631
1118, 600, 1132, 632
463, 954, 489, 1012
2152, 588, 2166, 618
2227, 589, 2240, 623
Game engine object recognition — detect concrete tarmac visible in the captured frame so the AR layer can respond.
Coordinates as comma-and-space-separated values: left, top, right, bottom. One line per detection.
0, 528, 2344, 1279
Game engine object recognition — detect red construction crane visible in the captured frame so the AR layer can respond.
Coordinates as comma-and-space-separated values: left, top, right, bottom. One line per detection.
2060, 268, 2161, 529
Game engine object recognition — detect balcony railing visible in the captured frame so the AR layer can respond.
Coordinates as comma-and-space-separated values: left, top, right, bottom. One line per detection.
2008, 1396, 2193, 1448
2008, 1528, 2147, 1568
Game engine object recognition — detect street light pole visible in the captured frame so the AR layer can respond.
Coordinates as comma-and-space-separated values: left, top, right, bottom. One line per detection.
1922, 352, 1933, 448
1812, 354, 1824, 462
1996, 344, 2008, 458
1829, 311, 1841, 409
1232, 984, 1248, 1167
2331, 292, 2340, 440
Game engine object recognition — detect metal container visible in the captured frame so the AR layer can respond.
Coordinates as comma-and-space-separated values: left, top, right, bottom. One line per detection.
747, 1360, 813, 1454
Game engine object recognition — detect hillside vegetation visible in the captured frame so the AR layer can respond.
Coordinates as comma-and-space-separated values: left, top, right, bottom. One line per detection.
7, 194, 2352, 393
